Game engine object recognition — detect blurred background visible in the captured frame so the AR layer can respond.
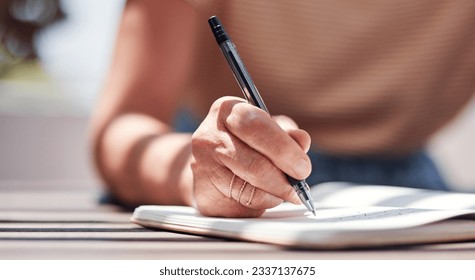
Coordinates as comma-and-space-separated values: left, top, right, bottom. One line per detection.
0, 0, 124, 190
0, 0, 474, 192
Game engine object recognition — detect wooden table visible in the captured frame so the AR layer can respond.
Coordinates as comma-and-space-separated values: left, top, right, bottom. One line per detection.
2, 184, 475, 260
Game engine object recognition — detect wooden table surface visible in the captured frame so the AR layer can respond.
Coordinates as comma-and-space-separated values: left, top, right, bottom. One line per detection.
2, 184, 475, 260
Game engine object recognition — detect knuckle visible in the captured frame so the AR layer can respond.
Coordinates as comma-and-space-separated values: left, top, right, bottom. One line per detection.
191, 126, 237, 165
191, 126, 222, 151
190, 129, 220, 162
210, 96, 239, 115
226, 105, 267, 136
190, 130, 209, 152
217, 145, 237, 161
240, 109, 267, 131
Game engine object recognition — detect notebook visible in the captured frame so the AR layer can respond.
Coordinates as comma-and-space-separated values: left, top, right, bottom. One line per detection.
131, 183, 475, 249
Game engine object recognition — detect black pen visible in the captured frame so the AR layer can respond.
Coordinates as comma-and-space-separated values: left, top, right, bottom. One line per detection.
208, 15, 316, 216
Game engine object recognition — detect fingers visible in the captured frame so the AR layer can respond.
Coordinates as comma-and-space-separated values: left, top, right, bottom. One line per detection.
191, 96, 312, 217
227, 174, 299, 210
216, 133, 301, 206
227, 174, 258, 207
272, 115, 311, 152
272, 115, 298, 130
224, 102, 312, 180
191, 165, 265, 217
191, 163, 280, 217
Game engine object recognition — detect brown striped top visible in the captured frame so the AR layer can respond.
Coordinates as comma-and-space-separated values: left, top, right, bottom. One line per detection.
182, 0, 475, 156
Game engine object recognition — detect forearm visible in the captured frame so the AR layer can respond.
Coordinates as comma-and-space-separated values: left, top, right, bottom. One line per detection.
93, 113, 194, 207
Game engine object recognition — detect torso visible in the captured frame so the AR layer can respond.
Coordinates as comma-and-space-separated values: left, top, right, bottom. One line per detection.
182, 0, 475, 156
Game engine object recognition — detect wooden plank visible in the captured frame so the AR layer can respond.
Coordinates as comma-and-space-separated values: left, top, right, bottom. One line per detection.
0, 211, 131, 223
1, 239, 475, 260
0, 223, 139, 229
2, 187, 475, 259
0, 230, 206, 240
0, 189, 105, 211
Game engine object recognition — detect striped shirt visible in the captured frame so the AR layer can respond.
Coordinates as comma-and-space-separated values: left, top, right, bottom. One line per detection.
182, 0, 475, 156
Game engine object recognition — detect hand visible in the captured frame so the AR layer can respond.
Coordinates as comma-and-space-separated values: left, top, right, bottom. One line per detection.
190, 96, 312, 217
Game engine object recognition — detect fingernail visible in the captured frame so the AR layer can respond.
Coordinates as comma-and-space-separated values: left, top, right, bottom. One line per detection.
292, 158, 309, 178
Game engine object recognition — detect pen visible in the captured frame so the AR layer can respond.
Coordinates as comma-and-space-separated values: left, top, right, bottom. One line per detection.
208, 15, 316, 216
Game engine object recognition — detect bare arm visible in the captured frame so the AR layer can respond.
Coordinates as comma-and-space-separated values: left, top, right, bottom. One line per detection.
90, 0, 312, 216
89, 0, 198, 207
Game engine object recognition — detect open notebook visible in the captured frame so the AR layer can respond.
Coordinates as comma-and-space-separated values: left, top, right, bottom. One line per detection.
131, 183, 475, 249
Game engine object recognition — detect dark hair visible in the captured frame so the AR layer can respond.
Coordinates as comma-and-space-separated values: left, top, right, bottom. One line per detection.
0, 0, 65, 68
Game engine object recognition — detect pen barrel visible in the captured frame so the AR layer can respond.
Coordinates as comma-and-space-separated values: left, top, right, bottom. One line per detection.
287, 175, 315, 213
209, 15, 317, 214
209, 16, 269, 112
219, 41, 270, 113
286, 175, 311, 197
